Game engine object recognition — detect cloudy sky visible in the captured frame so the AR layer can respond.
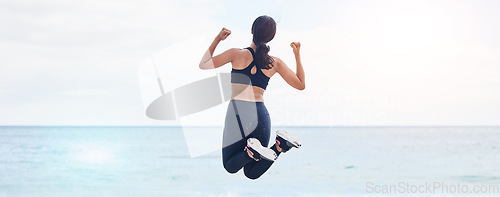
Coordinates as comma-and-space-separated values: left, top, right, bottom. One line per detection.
0, 0, 499, 126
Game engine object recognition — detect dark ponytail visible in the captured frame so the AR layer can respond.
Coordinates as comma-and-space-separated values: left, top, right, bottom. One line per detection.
253, 39, 274, 69
251, 15, 276, 70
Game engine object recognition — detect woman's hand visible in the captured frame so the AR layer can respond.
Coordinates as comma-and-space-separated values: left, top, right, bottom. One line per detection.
290, 42, 301, 55
217, 27, 231, 41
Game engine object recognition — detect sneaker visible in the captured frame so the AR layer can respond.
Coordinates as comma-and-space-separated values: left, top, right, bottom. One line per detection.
245, 138, 277, 161
275, 130, 302, 153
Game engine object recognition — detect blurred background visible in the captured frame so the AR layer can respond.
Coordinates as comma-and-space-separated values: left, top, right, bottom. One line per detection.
1, 0, 499, 126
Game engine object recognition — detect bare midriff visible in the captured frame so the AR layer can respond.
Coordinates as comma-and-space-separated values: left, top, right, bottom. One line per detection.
230, 83, 265, 102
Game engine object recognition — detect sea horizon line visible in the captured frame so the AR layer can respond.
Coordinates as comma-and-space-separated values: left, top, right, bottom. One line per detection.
0, 125, 499, 128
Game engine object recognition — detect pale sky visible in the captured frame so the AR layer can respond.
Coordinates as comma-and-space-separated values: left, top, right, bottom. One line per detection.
0, 0, 499, 126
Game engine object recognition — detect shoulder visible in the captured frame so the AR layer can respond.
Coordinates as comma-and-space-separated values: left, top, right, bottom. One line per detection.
225, 48, 242, 54
219, 48, 246, 61
226, 48, 252, 56
231, 48, 254, 60
271, 56, 284, 67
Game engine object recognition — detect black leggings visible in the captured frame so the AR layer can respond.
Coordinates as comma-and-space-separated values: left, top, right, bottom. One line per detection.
222, 99, 281, 179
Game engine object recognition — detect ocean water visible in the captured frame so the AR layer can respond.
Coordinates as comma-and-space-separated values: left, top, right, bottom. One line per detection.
0, 126, 499, 197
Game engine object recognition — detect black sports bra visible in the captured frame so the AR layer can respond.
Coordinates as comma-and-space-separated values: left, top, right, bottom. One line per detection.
231, 47, 270, 90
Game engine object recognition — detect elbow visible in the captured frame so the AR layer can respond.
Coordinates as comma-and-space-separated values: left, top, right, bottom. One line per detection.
199, 62, 214, 70
199, 64, 207, 70
297, 83, 306, 91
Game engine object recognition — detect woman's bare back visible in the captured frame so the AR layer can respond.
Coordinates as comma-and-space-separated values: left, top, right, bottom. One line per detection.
230, 47, 278, 102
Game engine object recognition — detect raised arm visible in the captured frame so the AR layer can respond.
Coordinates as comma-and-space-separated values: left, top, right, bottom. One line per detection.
275, 42, 305, 90
199, 27, 238, 70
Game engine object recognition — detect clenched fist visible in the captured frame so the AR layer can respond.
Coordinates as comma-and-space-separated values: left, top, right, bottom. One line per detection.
290, 42, 301, 55
218, 27, 231, 41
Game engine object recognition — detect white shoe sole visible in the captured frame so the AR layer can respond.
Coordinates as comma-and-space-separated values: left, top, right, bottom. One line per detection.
276, 130, 302, 148
247, 138, 277, 161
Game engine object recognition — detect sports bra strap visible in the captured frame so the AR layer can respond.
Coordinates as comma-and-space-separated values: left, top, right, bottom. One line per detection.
245, 47, 256, 58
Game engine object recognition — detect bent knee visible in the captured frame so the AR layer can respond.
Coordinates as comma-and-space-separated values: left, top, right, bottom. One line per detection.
223, 164, 239, 174
244, 171, 263, 180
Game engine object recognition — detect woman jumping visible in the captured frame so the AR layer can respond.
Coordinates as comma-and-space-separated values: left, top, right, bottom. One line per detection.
199, 15, 305, 180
